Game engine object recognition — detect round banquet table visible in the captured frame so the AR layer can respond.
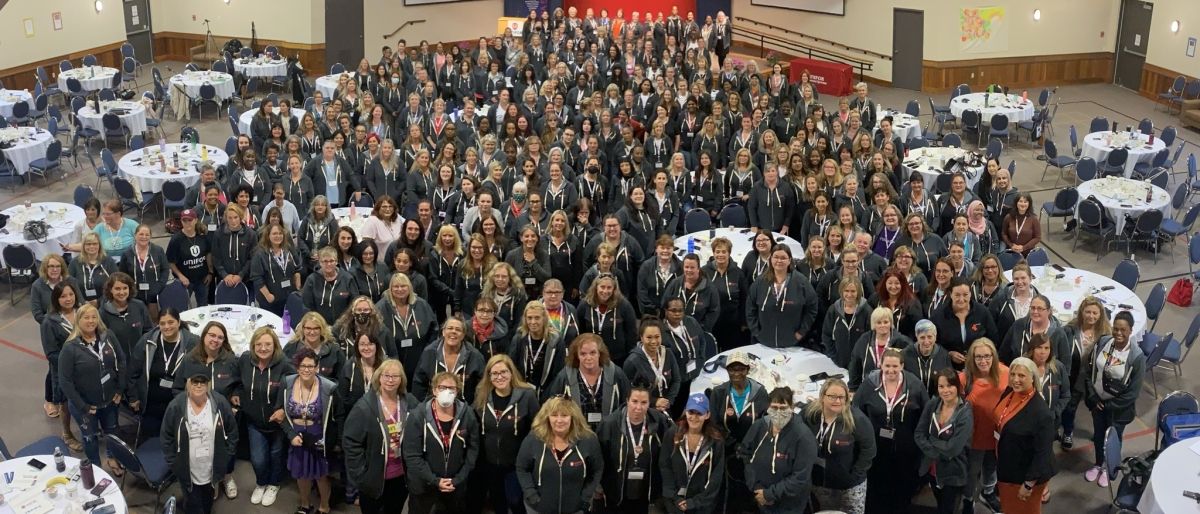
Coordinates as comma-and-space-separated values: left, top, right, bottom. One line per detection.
315, 72, 355, 99
0, 89, 32, 118
902, 146, 985, 192
688, 343, 848, 404
77, 100, 148, 137
1005, 265, 1147, 343
182, 304, 289, 355
1080, 131, 1168, 178
57, 66, 119, 93
233, 57, 288, 78
0, 127, 54, 175
1076, 176, 1171, 234
1137, 439, 1200, 514
0, 202, 83, 266
674, 227, 804, 265
0, 455, 127, 514
238, 107, 309, 136
949, 92, 1036, 124
118, 143, 229, 194
332, 206, 375, 234
876, 109, 921, 142
169, 71, 237, 101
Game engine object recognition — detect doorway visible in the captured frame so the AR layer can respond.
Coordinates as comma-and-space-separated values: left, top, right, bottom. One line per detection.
892, 9, 923, 91
1115, 0, 1153, 91
325, 0, 364, 75
123, 0, 153, 64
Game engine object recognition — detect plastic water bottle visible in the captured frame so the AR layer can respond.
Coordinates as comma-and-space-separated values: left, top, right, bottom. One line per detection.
80, 459, 95, 489
687, 237, 695, 254
158, 136, 166, 154
1145, 185, 1153, 203
282, 308, 291, 337
54, 447, 65, 472
201, 144, 209, 161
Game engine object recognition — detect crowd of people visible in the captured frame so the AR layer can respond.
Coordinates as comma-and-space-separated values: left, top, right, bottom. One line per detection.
29, 6, 1147, 514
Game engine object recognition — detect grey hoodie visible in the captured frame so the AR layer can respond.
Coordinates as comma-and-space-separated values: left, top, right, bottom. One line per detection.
913, 397, 973, 487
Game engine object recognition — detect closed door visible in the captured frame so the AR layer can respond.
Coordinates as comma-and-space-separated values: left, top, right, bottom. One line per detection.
1115, 0, 1152, 90
892, 9, 923, 91
124, 0, 153, 63
326, 0, 364, 75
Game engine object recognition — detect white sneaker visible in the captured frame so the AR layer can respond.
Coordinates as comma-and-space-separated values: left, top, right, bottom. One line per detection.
223, 478, 238, 499
250, 486, 265, 505
262, 485, 280, 507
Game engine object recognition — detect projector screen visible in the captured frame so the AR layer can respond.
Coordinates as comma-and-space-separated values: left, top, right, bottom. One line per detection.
750, 0, 845, 16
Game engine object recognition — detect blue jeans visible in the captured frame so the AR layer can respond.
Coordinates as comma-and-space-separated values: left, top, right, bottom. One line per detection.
67, 402, 119, 464
247, 425, 286, 486
1092, 409, 1128, 466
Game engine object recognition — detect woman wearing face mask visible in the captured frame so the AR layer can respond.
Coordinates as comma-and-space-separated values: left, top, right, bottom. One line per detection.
848, 307, 914, 391
40, 283, 85, 449
914, 369, 974, 514
902, 320, 953, 394
412, 317, 486, 404
59, 303, 128, 475
660, 393, 725, 514
802, 378, 876, 514
1051, 297, 1111, 450
993, 357, 1057, 514
516, 396, 604, 514
343, 359, 417, 514
118, 224, 169, 321
99, 272, 152, 355
249, 223, 302, 316
1080, 311, 1143, 489
741, 386, 818, 514
852, 348, 928, 513
282, 347, 340, 514
467, 354, 540, 514
959, 338, 1009, 513
333, 296, 393, 358
821, 279, 874, 369
128, 308, 199, 442
745, 244, 819, 349
403, 371, 481, 514
623, 317, 682, 413
284, 312, 347, 381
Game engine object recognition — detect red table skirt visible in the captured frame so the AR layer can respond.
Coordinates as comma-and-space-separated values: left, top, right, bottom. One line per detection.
789, 57, 854, 97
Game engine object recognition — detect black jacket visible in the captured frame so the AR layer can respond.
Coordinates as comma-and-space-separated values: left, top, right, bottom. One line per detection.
375, 297, 439, 375
478, 387, 540, 468
516, 433, 604, 514
161, 392, 238, 489
342, 390, 419, 499
800, 406, 876, 490
127, 328, 200, 408
933, 300, 999, 358
282, 340, 347, 381
211, 225, 257, 282
575, 297, 639, 364
545, 363, 632, 427
738, 416, 818, 514
852, 370, 928, 466
660, 276, 721, 332
172, 350, 240, 399
99, 298, 151, 355
745, 271, 819, 348
59, 333, 127, 410
708, 379, 769, 448
847, 331, 914, 391
411, 341, 486, 404
821, 299, 874, 369
508, 333, 567, 393
913, 397, 973, 487
995, 390, 1056, 485
233, 351, 294, 430
622, 345, 682, 408
660, 428, 725, 514
902, 343, 955, 394
597, 408, 670, 507
402, 399, 480, 495
301, 269, 360, 325
118, 244, 170, 301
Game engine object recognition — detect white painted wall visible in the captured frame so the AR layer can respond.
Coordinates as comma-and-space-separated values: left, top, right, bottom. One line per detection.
0, 0, 127, 70
362, 0, 505, 61
149, 0, 324, 43
1143, 0, 1200, 74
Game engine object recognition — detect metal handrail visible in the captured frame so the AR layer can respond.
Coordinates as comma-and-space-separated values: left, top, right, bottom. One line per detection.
731, 25, 873, 82
734, 16, 892, 62
384, 20, 426, 41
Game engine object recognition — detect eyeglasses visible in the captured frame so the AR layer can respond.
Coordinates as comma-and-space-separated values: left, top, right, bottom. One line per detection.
544, 290, 563, 295
436, 385, 457, 392
974, 354, 994, 361
381, 374, 403, 381
303, 326, 322, 332
476, 308, 495, 314
299, 364, 317, 370
825, 394, 846, 402
490, 369, 511, 378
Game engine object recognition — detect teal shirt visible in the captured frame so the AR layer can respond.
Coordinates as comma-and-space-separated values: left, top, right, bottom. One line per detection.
93, 218, 138, 256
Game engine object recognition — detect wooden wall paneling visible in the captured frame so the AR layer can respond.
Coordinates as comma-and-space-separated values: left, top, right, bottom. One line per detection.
921, 52, 1113, 92
152, 32, 326, 77
0, 42, 126, 92
1138, 63, 1195, 101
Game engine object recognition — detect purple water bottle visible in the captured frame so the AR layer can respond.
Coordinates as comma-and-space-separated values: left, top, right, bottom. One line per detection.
282, 307, 291, 337
80, 459, 96, 490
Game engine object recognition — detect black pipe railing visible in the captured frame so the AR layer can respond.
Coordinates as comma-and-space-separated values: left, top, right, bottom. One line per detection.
731, 24, 874, 82
734, 16, 892, 62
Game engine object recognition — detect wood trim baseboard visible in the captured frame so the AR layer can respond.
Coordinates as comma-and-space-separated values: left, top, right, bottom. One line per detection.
0, 41, 127, 91
922, 51, 1114, 92
1137, 62, 1196, 102
152, 32, 326, 75
922, 52, 1115, 68
152, 31, 326, 51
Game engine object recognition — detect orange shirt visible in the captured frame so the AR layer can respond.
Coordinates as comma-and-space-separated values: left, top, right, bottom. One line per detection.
960, 363, 1010, 450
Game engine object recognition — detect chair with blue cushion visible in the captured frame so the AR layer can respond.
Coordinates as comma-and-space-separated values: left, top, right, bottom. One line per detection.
907, 137, 928, 151
2, 245, 37, 305
1117, 210, 1164, 262
683, 208, 712, 233
0, 158, 22, 191
130, 135, 145, 152
1159, 201, 1200, 263
105, 435, 174, 513
101, 113, 127, 149
1156, 390, 1200, 452
1148, 167, 1170, 190
27, 140, 62, 184
985, 138, 1003, 160
6, 102, 30, 127
157, 281, 190, 313
224, 136, 237, 157
352, 193, 374, 209
286, 291, 308, 327
82, 54, 98, 67
74, 185, 95, 208
1025, 247, 1049, 267
1099, 148, 1128, 178
1145, 333, 1174, 398
1041, 187, 1078, 234
14, 435, 70, 457
1162, 315, 1200, 380
1090, 116, 1110, 134
1133, 148, 1170, 180
996, 250, 1022, 271
162, 180, 188, 219
240, 47, 254, 59
942, 133, 962, 149
1145, 282, 1167, 334
1075, 157, 1097, 185
1104, 427, 1123, 502
718, 204, 748, 228
194, 84, 220, 120
121, 57, 139, 91
37, 67, 61, 100
228, 114, 240, 136
1040, 139, 1077, 185
98, 89, 116, 102
1161, 126, 1178, 149
1111, 258, 1140, 290
113, 176, 157, 218
28, 95, 48, 127
212, 60, 227, 73
59, 60, 73, 72
987, 113, 1010, 145
1074, 197, 1115, 259
960, 109, 982, 145
1139, 118, 1154, 135
215, 282, 250, 305
330, 62, 346, 75
1159, 75, 1187, 111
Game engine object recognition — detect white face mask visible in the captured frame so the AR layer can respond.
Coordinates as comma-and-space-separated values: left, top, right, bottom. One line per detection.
436, 389, 456, 407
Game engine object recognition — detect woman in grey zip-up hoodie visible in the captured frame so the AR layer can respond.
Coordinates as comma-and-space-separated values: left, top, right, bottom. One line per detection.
545, 334, 633, 430
302, 247, 361, 325
376, 273, 439, 377
744, 244, 819, 348
58, 304, 127, 467
249, 224, 303, 316
172, 321, 240, 400
821, 280, 874, 368
516, 396, 604, 514
343, 359, 419, 513
117, 224, 169, 318
212, 205, 258, 295
161, 374, 238, 505
127, 310, 199, 440
914, 369, 974, 514
235, 327, 295, 494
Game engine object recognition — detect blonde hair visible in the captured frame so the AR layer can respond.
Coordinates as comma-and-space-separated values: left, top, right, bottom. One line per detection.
436, 225, 464, 255
249, 326, 284, 362
531, 396, 594, 444
39, 254, 68, 281
387, 273, 417, 306
290, 312, 333, 345
473, 354, 534, 412
370, 359, 408, 394
803, 378, 855, 432
483, 261, 525, 297
79, 232, 108, 263
66, 304, 107, 341
964, 338, 1001, 386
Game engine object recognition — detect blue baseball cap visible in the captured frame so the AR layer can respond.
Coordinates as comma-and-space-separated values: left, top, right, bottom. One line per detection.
685, 393, 709, 415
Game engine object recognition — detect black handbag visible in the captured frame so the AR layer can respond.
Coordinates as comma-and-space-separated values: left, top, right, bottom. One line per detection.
22, 219, 48, 243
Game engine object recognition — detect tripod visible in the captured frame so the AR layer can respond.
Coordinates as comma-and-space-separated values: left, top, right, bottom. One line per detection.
202, 19, 218, 61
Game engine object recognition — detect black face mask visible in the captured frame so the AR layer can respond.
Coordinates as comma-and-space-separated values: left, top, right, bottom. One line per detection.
587, 166, 600, 174
354, 313, 370, 324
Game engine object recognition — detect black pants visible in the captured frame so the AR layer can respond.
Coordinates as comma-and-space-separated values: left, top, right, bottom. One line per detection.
468, 461, 526, 514
933, 484, 964, 514
360, 476, 409, 514
602, 498, 649, 513
183, 482, 215, 514
409, 489, 467, 514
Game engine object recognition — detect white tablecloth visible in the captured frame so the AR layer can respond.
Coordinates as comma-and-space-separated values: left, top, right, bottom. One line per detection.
949, 92, 1036, 123
238, 107, 308, 136
182, 304, 288, 356
0, 89, 33, 118
233, 58, 288, 78
1081, 131, 1167, 178
1005, 266, 1148, 343
0, 455, 127, 514
315, 72, 355, 99
77, 101, 148, 137
688, 344, 848, 404
903, 147, 984, 192
58, 66, 119, 93
1138, 439, 1200, 514
675, 227, 804, 266
169, 71, 236, 101
0, 127, 54, 175
876, 109, 921, 143
0, 203, 84, 266
331, 206, 373, 233
118, 143, 228, 194
1076, 177, 1171, 233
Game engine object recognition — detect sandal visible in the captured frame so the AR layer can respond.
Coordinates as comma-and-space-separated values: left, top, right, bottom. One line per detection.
1042, 487, 1051, 504
44, 402, 59, 418
106, 458, 125, 478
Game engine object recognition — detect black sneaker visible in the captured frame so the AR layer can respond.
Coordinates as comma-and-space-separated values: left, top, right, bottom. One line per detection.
1061, 434, 1074, 449
962, 498, 976, 514
983, 491, 1003, 513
